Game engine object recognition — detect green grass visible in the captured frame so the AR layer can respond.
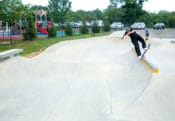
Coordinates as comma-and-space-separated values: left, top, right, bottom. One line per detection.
0, 32, 111, 56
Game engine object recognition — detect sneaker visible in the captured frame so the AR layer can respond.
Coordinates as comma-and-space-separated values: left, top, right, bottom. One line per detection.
138, 56, 142, 59
144, 44, 151, 50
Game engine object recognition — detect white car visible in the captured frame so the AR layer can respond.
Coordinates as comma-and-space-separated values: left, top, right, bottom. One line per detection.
131, 22, 145, 29
110, 22, 124, 30
97, 20, 104, 27
90, 20, 104, 27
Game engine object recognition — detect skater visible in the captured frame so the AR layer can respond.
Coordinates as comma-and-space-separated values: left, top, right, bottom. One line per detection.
121, 28, 148, 59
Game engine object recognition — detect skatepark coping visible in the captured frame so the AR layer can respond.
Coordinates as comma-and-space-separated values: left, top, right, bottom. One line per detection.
141, 57, 159, 73
131, 48, 159, 73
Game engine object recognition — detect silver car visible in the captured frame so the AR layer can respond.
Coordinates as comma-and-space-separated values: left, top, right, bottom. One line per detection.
131, 22, 145, 30
110, 22, 124, 30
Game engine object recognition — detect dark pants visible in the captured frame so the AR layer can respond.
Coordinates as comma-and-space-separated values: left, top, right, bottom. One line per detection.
131, 34, 146, 56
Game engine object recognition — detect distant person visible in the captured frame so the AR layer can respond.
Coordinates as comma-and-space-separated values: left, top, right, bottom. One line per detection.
121, 28, 148, 59
145, 29, 149, 40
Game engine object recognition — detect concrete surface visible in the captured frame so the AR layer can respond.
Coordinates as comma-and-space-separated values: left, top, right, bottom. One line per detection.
0, 30, 175, 121
137, 28, 175, 38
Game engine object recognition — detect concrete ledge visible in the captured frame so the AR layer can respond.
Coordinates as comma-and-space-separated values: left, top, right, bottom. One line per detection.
131, 49, 159, 73
0, 49, 23, 59
141, 57, 159, 73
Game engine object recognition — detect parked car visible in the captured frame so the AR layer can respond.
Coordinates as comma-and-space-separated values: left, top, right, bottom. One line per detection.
97, 20, 104, 27
131, 22, 145, 30
69, 21, 82, 28
153, 23, 165, 30
85, 21, 90, 27
110, 22, 124, 30
77, 21, 82, 27
89, 20, 104, 27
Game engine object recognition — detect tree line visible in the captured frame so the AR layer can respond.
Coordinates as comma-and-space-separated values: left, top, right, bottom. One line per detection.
0, 0, 175, 40
0, 0, 174, 27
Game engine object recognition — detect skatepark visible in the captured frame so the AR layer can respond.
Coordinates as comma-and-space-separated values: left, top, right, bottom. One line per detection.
0, 29, 175, 121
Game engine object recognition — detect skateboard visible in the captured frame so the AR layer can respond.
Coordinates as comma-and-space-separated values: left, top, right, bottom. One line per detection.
141, 43, 151, 58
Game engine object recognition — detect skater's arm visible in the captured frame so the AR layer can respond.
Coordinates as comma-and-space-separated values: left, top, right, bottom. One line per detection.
126, 29, 135, 35
121, 33, 126, 40
121, 31, 127, 40
121, 29, 135, 40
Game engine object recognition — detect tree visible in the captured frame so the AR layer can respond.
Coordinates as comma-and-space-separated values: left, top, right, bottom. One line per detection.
91, 21, 100, 33
92, 9, 103, 20
104, 7, 124, 23
65, 24, 73, 36
23, 19, 37, 40
30, 5, 48, 11
167, 12, 175, 28
80, 21, 89, 34
109, 0, 124, 8
137, 0, 148, 7
72, 10, 97, 22
48, 0, 71, 22
48, 20, 57, 38
64, 10, 99, 24
122, 1, 144, 25
0, 0, 30, 22
138, 11, 154, 27
103, 18, 110, 32
123, 0, 148, 7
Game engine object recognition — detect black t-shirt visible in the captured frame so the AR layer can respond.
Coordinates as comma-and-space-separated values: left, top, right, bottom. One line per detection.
129, 32, 137, 41
128, 31, 142, 41
125, 28, 144, 41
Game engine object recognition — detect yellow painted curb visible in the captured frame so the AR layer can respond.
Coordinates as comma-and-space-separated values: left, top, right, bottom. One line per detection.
131, 49, 159, 73
141, 57, 159, 73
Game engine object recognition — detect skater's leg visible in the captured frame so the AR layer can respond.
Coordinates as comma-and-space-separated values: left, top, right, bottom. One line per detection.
132, 40, 141, 56
138, 35, 146, 48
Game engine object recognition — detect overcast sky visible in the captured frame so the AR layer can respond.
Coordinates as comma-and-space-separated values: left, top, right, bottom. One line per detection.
22, 0, 175, 13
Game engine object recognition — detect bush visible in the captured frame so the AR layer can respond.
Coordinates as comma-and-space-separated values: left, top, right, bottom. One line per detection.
91, 22, 100, 33
103, 20, 110, 32
65, 24, 73, 36
80, 25, 89, 34
23, 20, 37, 40
48, 22, 57, 38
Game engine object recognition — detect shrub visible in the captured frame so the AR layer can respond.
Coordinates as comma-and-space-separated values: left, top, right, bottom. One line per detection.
65, 24, 73, 36
91, 22, 100, 33
23, 20, 37, 40
103, 20, 110, 32
48, 21, 57, 38
80, 24, 89, 34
